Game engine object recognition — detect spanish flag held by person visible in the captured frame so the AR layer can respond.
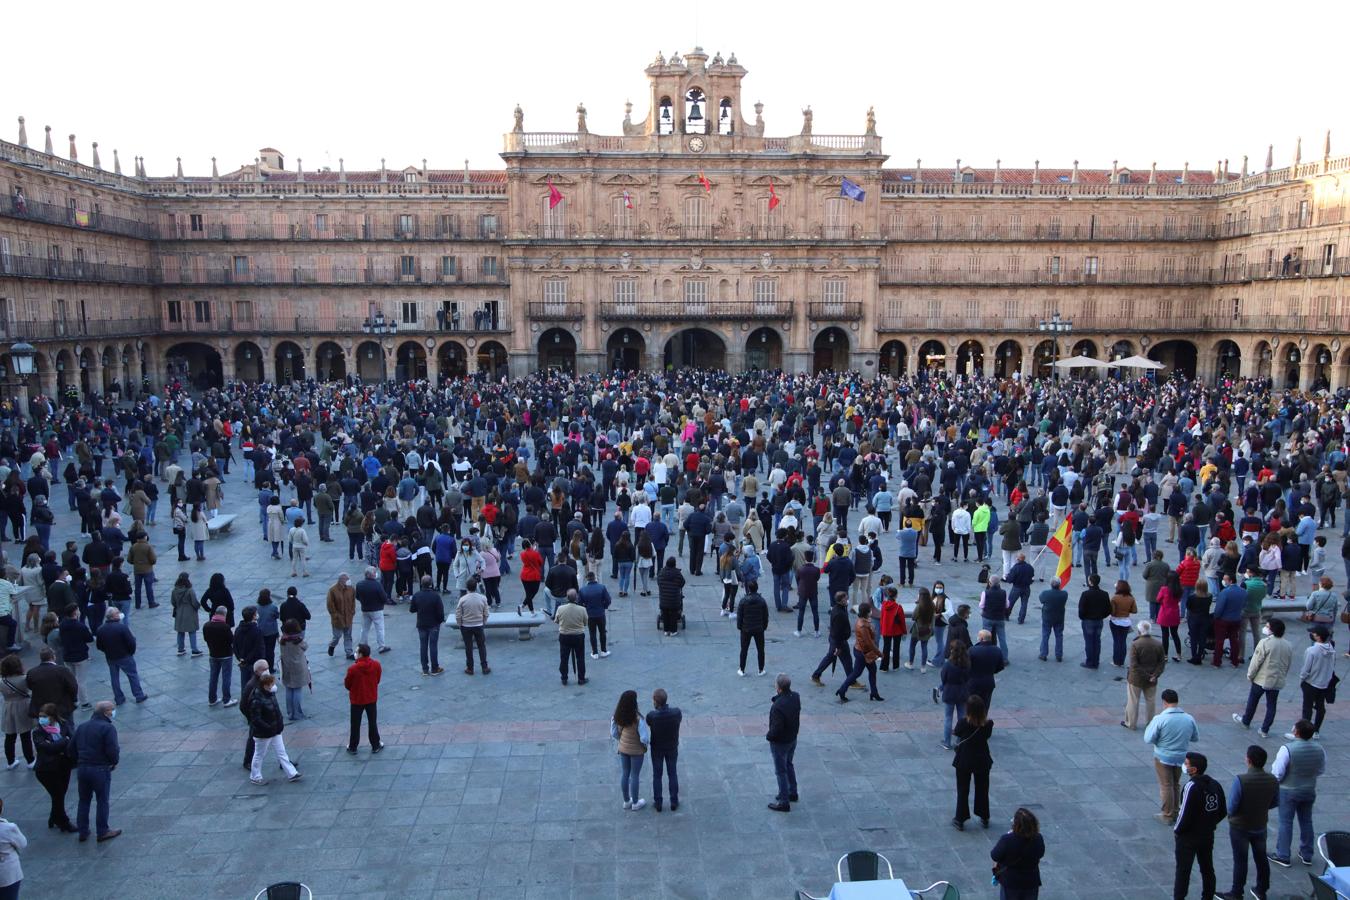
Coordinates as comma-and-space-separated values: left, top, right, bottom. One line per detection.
1045, 517, 1073, 587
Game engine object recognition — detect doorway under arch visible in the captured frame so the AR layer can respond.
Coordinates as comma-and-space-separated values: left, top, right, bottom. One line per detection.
477, 340, 508, 379
956, 339, 984, 377
664, 327, 726, 370
918, 340, 946, 375
316, 341, 347, 382
438, 342, 468, 382
879, 340, 906, 376
1278, 344, 1301, 389
396, 341, 428, 381
1147, 339, 1198, 380
356, 341, 386, 381
1032, 340, 1057, 379
539, 328, 577, 373
1214, 340, 1241, 382
994, 340, 1022, 378
746, 327, 784, 370
812, 327, 850, 373
275, 341, 306, 384
165, 342, 223, 390
607, 328, 645, 372
234, 342, 265, 383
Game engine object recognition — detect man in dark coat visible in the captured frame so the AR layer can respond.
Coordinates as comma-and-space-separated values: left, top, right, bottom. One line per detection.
735, 580, 770, 676
766, 673, 801, 812
656, 558, 685, 635
810, 592, 853, 685
968, 629, 1006, 709
646, 688, 682, 812
683, 505, 712, 575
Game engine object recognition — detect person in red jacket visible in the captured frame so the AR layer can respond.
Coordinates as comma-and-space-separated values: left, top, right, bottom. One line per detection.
878, 585, 908, 671
344, 644, 384, 755
378, 539, 398, 596
519, 539, 544, 613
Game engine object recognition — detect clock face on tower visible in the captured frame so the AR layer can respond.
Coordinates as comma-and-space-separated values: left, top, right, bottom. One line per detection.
687, 136, 706, 153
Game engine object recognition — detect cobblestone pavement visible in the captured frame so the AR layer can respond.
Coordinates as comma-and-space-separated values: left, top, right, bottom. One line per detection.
11, 472, 1346, 899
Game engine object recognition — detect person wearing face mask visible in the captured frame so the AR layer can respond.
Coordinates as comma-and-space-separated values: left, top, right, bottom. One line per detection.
31, 702, 77, 833
72, 700, 121, 843
1172, 751, 1226, 900
1232, 617, 1293, 739
246, 673, 301, 785
450, 539, 481, 598
932, 581, 949, 660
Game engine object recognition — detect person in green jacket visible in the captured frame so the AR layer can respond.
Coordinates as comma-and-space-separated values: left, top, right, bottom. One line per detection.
1241, 568, 1267, 658
972, 501, 992, 563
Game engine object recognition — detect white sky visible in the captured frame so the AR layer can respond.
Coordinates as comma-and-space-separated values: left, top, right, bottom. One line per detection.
8, 0, 1348, 177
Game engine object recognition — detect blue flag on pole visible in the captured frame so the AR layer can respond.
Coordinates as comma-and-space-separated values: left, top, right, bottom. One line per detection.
840, 176, 866, 202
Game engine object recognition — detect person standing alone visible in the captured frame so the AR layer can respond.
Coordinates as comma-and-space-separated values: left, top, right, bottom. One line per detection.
344, 644, 384, 755
766, 673, 800, 812
1144, 689, 1199, 825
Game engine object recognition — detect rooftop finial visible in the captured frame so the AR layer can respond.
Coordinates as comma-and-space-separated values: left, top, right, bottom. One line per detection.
1241, 155, 1248, 177
1071, 160, 1080, 183
994, 159, 1002, 183
421, 158, 427, 176
1294, 136, 1302, 166
44, 126, 53, 155
113, 149, 121, 175
1032, 160, 1040, 184
1265, 144, 1273, 171
176, 157, 183, 178
297, 157, 304, 182
211, 156, 218, 179
68, 134, 77, 162
1325, 129, 1332, 159
91, 142, 101, 169
513, 104, 523, 132
1181, 161, 1189, 183
1149, 161, 1157, 184
339, 158, 346, 182
16, 117, 26, 148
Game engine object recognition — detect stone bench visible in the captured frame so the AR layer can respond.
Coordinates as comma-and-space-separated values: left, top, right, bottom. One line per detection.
206, 514, 238, 537
447, 607, 548, 641
1261, 597, 1309, 616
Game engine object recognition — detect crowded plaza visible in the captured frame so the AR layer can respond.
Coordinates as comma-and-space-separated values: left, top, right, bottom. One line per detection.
0, 359, 1341, 900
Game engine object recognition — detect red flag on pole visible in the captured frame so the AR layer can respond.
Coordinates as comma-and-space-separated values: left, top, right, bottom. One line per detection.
548, 178, 563, 209
623, 189, 633, 210
699, 170, 712, 194
768, 179, 780, 210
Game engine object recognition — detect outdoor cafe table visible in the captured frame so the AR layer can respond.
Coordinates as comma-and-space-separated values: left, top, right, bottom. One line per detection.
827, 879, 911, 900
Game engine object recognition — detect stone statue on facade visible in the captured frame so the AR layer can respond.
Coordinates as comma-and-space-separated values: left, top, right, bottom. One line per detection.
866, 106, 876, 136
576, 103, 588, 133
513, 104, 524, 132
801, 106, 813, 135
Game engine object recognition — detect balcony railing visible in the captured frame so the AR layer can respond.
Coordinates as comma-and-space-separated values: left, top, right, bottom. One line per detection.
0, 254, 152, 284
879, 257, 1350, 287
155, 221, 499, 241
882, 223, 1228, 242
528, 302, 584, 320
0, 193, 155, 240
153, 264, 507, 287
875, 312, 1350, 335
158, 313, 510, 335
598, 301, 794, 320
807, 301, 863, 320
0, 317, 160, 341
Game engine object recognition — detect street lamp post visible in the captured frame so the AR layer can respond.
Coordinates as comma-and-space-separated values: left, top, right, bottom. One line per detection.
1037, 311, 1074, 382
6, 340, 37, 423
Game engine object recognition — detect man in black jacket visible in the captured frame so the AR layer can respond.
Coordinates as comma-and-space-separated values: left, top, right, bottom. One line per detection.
684, 505, 712, 575
1078, 573, 1112, 669
94, 609, 146, 705
355, 567, 391, 653
1219, 744, 1278, 900
736, 581, 770, 676
202, 607, 236, 707
27, 647, 78, 718
766, 530, 795, 612
766, 673, 801, 812
408, 576, 446, 676
543, 554, 579, 619
810, 592, 853, 686
646, 688, 682, 812
1173, 751, 1225, 900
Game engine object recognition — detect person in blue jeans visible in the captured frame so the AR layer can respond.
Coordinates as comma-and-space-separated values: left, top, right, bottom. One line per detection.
1077, 573, 1111, 669
1270, 719, 1326, 866
1037, 577, 1068, 662
93, 608, 146, 704
978, 575, 1011, 664
72, 700, 121, 843
937, 642, 971, 750
645, 689, 681, 812
1222, 743, 1278, 900
766, 674, 800, 812
610, 690, 649, 811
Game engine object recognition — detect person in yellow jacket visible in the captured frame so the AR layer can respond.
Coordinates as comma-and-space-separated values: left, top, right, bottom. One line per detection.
971, 501, 992, 563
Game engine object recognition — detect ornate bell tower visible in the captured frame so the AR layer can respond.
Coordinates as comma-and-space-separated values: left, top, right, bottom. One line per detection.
625, 48, 762, 139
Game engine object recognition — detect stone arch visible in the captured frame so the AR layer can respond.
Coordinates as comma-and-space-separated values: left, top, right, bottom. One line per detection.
1070, 338, 1099, 359
1109, 339, 1135, 361
355, 340, 387, 381
1147, 339, 1198, 380
538, 328, 577, 373
396, 340, 428, 381
606, 327, 645, 372
663, 326, 726, 370
917, 339, 946, 375
234, 341, 265, 383
1278, 343, 1301, 389
1032, 339, 1057, 379
77, 347, 96, 396
316, 340, 346, 382
274, 340, 306, 384
477, 340, 508, 379
955, 338, 985, 377
99, 346, 117, 391
165, 341, 223, 390
1214, 339, 1241, 382
879, 339, 907, 376
437, 340, 469, 382
812, 326, 850, 373
121, 343, 136, 390
746, 326, 784, 371
1311, 342, 1333, 390
994, 339, 1023, 378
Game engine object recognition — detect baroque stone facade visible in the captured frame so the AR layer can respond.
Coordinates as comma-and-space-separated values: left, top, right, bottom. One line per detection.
2, 48, 1349, 400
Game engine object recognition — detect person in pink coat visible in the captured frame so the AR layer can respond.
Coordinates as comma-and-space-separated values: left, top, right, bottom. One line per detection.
1156, 571, 1183, 661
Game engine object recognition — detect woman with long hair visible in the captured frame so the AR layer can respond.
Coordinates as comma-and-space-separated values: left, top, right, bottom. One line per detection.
951, 694, 994, 831
0, 656, 34, 768
717, 536, 739, 616
991, 807, 1045, 899
909, 587, 936, 671
609, 689, 650, 811
1108, 580, 1137, 668
200, 572, 236, 627
1156, 571, 1183, 661
170, 572, 202, 656
613, 531, 636, 598
938, 640, 971, 751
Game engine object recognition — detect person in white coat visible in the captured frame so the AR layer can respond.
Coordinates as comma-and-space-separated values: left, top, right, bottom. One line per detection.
288, 521, 310, 578
0, 797, 26, 897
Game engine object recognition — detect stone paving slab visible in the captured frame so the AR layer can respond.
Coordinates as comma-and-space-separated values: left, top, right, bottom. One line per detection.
10, 470, 1346, 899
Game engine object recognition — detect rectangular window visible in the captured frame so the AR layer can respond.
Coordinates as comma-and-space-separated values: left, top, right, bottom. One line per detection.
440, 256, 457, 277
1184, 255, 1202, 278
964, 299, 979, 319
1006, 255, 1022, 274
822, 278, 847, 313
1265, 248, 1275, 274
613, 278, 638, 312
967, 216, 982, 238
967, 255, 981, 274
542, 196, 566, 239
398, 214, 416, 237
1323, 243, 1336, 271
543, 278, 568, 313
232, 255, 249, 276
613, 197, 634, 237
438, 214, 459, 238
1125, 215, 1140, 238
1047, 216, 1063, 239
824, 198, 849, 239
234, 300, 254, 323
400, 255, 417, 276
1162, 256, 1177, 280
1083, 256, 1098, 276
1048, 256, 1061, 277
166, 300, 183, 323
189, 214, 203, 233
753, 278, 778, 311
1007, 215, 1022, 238
479, 214, 498, 239
683, 279, 708, 312
1298, 200, 1311, 228
1163, 214, 1178, 238
401, 301, 419, 325
480, 256, 498, 278
683, 196, 708, 236
193, 300, 211, 323
925, 298, 941, 319
1004, 299, 1020, 320
1188, 214, 1204, 238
